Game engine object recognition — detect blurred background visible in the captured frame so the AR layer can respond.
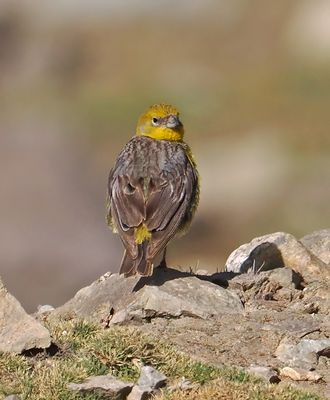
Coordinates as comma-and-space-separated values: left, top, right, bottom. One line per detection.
1, 0, 329, 312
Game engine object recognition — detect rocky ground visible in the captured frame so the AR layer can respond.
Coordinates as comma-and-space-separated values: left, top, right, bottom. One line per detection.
0, 229, 329, 399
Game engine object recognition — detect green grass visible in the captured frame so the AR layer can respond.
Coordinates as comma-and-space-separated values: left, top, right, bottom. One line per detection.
0, 319, 325, 400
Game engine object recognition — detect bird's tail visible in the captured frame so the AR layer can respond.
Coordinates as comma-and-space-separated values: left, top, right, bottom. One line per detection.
119, 242, 153, 277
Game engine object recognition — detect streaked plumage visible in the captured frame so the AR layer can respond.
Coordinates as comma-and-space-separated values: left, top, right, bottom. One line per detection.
107, 104, 199, 277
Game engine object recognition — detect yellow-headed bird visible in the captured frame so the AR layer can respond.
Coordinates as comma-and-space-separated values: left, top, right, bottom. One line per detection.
107, 104, 199, 277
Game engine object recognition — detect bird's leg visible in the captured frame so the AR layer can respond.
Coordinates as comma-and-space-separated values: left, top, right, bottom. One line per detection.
158, 248, 167, 269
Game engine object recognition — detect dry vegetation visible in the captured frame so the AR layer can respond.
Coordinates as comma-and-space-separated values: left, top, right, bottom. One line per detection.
0, 319, 324, 400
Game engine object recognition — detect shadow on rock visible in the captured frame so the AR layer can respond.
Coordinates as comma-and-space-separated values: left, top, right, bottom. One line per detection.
132, 267, 194, 292
134, 267, 239, 291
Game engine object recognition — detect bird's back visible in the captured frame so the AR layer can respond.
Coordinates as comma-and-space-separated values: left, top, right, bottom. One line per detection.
113, 136, 189, 183
107, 111, 199, 277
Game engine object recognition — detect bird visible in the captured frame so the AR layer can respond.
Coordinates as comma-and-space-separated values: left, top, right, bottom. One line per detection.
106, 103, 199, 277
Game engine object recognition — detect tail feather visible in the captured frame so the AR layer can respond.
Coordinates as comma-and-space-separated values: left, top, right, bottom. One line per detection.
119, 242, 154, 277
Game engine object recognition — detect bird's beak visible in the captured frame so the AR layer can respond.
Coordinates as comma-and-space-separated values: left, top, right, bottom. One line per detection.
166, 114, 182, 129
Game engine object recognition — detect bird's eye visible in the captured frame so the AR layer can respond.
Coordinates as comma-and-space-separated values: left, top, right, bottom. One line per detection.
152, 117, 159, 126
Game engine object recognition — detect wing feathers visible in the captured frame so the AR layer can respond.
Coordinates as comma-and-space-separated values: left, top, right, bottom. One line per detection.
107, 137, 198, 275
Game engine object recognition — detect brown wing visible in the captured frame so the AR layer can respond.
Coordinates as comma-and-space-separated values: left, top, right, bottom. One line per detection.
145, 168, 195, 260
109, 169, 196, 261
109, 174, 145, 259
107, 137, 197, 266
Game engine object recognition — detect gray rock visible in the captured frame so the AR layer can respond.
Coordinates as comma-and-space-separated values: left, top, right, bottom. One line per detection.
51, 272, 140, 323
110, 309, 131, 325
127, 385, 153, 400
262, 315, 321, 338
275, 338, 330, 369
68, 375, 133, 399
4, 396, 21, 400
225, 232, 329, 283
300, 229, 330, 265
137, 366, 167, 390
247, 365, 280, 383
267, 268, 302, 289
129, 276, 243, 320
53, 268, 243, 323
0, 276, 51, 353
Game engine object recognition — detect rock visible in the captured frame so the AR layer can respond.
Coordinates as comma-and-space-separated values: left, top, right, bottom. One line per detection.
110, 309, 131, 325
262, 315, 321, 338
0, 276, 51, 353
127, 385, 153, 400
267, 268, 302, 289
288, 301, 319, 315
280, 366, 322, 382
228, 267, 303, 307
176, 377, 195, 391
299, 281, 330, 315
225, 232, 329, 283
228, 272, 268, 292
229, 267, 301, 292
53, 268, 243, 324
4, 396, 21, 400
37, 304, 55, 314
128, 277, 243, 320
275, 338, 330, 369
137, 366, 167, 390
300, 229, 330, 265
168, 377, 196, 393
53, 272, 137, 320
68, 375, 133, 399
247, 365, 280, 383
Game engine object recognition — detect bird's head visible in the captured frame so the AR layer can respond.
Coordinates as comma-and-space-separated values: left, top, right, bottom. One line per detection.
136, 104, 184, 141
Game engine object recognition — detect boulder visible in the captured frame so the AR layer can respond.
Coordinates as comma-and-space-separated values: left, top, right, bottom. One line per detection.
225, 232, 329, 283
0, 276, 51, 353
53, 268, 243, 324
